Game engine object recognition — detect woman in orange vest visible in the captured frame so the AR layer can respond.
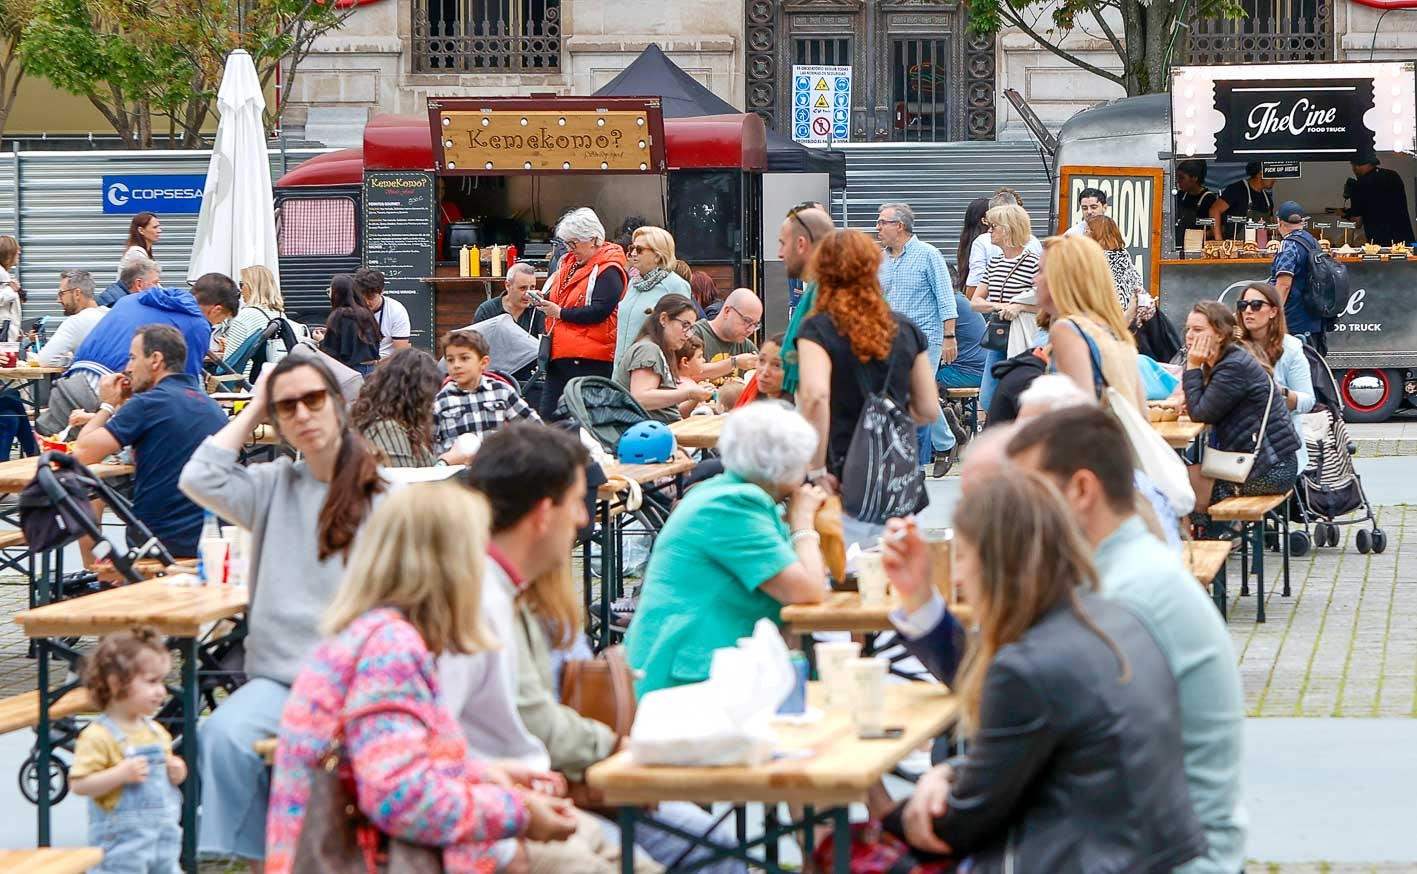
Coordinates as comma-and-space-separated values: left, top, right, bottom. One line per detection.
533, 208, 629, 418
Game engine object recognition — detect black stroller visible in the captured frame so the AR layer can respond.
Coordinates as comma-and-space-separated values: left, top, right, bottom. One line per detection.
15, 452, 247, 805
1289, 347, 1386, 554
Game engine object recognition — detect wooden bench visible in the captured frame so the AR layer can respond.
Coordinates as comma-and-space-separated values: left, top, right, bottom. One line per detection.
88, 557, 197, 586
253, 737, 277, 765
0, 688, 96, 735
0, 528, 27, 550
1184, 540, 1233, 619
1207, 490, 1293, 623
944, 387, 982, 434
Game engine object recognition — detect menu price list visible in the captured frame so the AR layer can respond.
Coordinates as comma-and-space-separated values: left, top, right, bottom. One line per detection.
363, 170, 436, 349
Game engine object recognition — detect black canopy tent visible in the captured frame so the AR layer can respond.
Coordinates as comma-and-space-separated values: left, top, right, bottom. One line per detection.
594, 43, 847, 189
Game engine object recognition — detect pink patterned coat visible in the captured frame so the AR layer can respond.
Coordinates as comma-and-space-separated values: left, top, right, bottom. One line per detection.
265, 607, 528, 873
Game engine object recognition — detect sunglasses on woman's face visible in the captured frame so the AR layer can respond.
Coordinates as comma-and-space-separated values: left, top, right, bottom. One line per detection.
273, 388, 329, 418
1236, 299, 1270, 313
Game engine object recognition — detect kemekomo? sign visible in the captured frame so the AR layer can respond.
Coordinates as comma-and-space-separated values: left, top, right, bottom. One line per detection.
432, 104, 661, 174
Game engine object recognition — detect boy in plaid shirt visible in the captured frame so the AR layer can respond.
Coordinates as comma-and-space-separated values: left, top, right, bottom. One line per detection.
434, 329, 540, 455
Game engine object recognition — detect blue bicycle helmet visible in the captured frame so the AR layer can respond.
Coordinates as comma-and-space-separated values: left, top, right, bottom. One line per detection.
617, 420, 675, 464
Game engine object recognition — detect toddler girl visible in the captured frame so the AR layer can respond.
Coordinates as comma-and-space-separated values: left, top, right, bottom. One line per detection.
71, 626, 185, 874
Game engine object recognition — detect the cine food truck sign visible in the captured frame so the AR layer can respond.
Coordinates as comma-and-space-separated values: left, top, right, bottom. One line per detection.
1171, 62, 1417, 162
430, 98, 667, 174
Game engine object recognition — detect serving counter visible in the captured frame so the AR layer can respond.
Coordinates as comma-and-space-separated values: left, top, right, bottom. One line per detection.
1158, 256, 1417, 370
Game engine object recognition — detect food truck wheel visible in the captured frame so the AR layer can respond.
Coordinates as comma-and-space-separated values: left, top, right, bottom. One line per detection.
1340, 369, 1404, 424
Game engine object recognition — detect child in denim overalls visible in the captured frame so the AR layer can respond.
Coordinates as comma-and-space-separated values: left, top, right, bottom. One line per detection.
71, 626, 186, 873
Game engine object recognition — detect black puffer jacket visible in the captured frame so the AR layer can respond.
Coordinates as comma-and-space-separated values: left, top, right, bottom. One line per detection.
1183, 343, 1300, 478
931, 594, 1207, 873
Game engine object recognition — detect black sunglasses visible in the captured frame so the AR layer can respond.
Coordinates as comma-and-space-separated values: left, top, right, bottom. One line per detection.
787, 203, 819, 243
1236, 299, 1270, 312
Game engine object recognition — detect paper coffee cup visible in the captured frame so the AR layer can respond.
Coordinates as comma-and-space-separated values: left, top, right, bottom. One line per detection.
856, 552, 888, 606
847, 657, 888, 735
813, 640, 861, 710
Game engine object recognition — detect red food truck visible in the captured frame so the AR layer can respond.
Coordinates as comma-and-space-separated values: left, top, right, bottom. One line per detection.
272, 97, 767, 349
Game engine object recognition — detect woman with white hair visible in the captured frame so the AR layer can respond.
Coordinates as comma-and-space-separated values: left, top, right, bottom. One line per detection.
533, 207, 629, 418
624, 401, 828, 697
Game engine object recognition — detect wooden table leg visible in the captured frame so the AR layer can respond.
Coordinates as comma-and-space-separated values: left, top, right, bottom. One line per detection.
35, 636, 51, 847
831, 807, 850, 874
618, 807, 637, 874
180, 637, 199, 874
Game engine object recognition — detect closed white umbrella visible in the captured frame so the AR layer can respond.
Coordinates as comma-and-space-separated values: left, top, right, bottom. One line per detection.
187, 49, 280, 286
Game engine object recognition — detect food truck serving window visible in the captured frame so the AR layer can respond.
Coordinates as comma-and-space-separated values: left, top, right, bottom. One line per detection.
279, 198, 358, 257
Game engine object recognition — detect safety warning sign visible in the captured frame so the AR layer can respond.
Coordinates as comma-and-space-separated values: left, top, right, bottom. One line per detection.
791, 64, 851, 145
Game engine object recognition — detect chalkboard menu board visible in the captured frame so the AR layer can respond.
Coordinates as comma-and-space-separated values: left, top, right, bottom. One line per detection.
363, 170, 436, 350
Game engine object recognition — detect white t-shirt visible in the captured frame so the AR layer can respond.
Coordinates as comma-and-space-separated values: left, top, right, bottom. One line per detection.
373, 295, 411, 358
117, 245, 149, 281
37, 306, 109, 368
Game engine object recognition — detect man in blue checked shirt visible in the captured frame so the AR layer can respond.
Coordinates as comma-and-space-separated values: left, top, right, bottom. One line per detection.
877, 202, 965, 477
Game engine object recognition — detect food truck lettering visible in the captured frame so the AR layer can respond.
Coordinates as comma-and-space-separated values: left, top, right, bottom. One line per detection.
1212, 78, 1376, 161
435, 109, 657, 174
1245, 99, 1340, 141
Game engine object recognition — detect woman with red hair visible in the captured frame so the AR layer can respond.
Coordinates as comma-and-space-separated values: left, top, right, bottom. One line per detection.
795, 229, 940, 540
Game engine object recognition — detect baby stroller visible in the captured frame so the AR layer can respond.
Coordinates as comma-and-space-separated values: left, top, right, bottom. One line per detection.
1291, 346, 1386, 554
15, 453, 247, 805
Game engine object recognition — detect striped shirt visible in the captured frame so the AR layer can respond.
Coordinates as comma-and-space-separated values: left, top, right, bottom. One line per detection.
878, 235, 958, 352
983, 251, 1041, 305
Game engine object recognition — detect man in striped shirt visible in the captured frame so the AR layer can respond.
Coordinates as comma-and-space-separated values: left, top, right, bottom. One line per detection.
877, 202, 964, 476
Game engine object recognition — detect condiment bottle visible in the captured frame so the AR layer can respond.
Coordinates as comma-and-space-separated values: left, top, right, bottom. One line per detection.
491, 244, 504, 278
469, 244, 481, 277
507, 244, 518, 267
459, 245, 471, 278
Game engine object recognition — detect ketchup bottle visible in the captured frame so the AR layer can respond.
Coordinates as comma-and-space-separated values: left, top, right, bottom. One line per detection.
507, 244, 518, 268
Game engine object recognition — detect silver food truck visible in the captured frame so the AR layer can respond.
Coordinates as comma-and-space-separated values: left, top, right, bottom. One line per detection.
1051, 61, 1417, 422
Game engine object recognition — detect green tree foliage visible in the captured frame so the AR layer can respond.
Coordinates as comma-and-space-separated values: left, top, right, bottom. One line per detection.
966, 0, 1244, 96
19, 0, 350, 146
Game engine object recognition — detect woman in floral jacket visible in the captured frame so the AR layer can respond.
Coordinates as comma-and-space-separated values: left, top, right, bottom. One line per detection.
265, 483, 578, 873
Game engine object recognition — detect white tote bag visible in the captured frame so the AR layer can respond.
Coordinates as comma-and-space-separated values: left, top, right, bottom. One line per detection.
1069, 318, 1195, 516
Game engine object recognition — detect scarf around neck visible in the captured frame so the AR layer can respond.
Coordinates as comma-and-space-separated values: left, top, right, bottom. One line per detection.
633, 267, 670, 294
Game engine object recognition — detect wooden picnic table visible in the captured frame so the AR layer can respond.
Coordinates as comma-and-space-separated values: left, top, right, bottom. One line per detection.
781, 591, 973, 634
599, 454, 697, 497
668, 414, 725, 449
1153, 418, 1207, 449
15, 579, 248, 638
0, 848, 104, 873
589, 681, 955, 805
16, 580, 249, 872
588, 681, 957, 872
0, 365, 65, 379
0, 456, 133, 494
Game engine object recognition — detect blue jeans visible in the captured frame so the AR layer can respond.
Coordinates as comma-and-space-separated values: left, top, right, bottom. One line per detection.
918, 345, 955, 457
198, 677, 291, 861
933, 364, 983, 447
978, 347, 1007, 415
0, 391, 36, 461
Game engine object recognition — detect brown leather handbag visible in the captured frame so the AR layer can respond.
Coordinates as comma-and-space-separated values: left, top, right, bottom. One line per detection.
560, 644, 637, 810
291, 732, 445, 874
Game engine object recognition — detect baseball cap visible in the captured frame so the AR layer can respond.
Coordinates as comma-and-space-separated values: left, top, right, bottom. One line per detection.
1276, 200, 1307, 223
1351, 152, 1381, 167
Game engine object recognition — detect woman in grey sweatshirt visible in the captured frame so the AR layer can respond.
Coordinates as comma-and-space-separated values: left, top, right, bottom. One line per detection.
179, 353, 383, 867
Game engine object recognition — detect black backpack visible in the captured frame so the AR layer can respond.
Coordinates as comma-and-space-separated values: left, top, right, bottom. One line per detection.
840, 346, 927, 525
1293, 234, 1348, 320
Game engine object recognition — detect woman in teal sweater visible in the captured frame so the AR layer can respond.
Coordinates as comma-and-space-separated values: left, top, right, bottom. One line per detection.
624, 401, 829, 696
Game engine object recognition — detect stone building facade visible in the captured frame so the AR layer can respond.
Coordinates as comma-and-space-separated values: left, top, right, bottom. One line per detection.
275, 0, 1417, 146
283, 0, 745, 144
